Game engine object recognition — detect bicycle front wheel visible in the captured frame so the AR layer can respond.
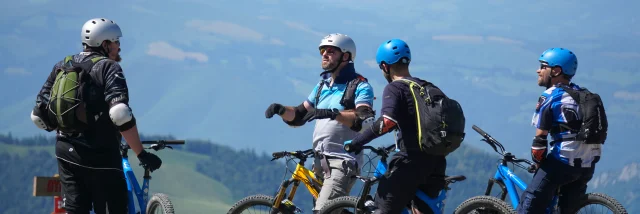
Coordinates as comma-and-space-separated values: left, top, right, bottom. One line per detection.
318, 196, 372, 214
146, 193, 176, 214
227, 194, 284, 214
453, 195, 516, 214
574, 192, 628, 214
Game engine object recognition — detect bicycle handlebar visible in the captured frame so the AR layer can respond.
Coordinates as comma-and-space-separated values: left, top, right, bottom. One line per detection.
471, 125, 535, 166
361, 144, 396, 157
271, 149, 315, 161
141, 140, 185, 145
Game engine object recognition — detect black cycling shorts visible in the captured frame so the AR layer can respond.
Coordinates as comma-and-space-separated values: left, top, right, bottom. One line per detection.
56, 140, 128, 214
373, 153, 447, 214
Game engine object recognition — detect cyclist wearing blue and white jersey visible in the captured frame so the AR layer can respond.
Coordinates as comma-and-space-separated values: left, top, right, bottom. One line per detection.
517, 48, 601, 213
264, 33, 376, 212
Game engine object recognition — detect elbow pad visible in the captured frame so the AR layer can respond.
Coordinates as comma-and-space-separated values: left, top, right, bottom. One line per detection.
109, 103, 136, 131
284, 103, 308, 127
30, 107, 55, 132
351, 105, 376, 132
532, 135, 548, 148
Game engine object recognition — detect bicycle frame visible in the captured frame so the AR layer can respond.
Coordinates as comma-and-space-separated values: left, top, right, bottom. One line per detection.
374, 154, 448, 214
473, 125, 559, 213
118, 140, 185, 214
122, 153, 151, 214
271, 150, 323, 210
352, 144, 461, 214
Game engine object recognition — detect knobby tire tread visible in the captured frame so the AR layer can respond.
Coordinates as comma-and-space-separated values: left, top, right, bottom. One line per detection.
578, 192, 628, 214
227, 194, 278, 214
146, 193, 175, 214
453, 195, 516, 214
318, 196, 367, 214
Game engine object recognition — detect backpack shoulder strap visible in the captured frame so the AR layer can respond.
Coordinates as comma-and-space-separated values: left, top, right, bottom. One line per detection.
314, 80, 324, 108
340, 74, 368, 110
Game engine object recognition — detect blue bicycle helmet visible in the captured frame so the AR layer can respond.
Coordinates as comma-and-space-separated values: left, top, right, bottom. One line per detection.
376, 39, 411, 65
538, 47, 578, 76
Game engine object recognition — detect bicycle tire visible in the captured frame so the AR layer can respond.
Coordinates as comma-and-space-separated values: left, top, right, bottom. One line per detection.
227, 194, 284, 214
574, 192, 628, 214
318, 196, 371, 214
146, 193, 175, 214
453, 195, 516, 214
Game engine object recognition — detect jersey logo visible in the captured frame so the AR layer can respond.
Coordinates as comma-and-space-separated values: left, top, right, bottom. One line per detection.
536, 95, 547, 111
115, 72, 126, 80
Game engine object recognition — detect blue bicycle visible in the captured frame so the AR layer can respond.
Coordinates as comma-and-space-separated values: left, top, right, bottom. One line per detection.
318, 143, 467, 214
453, 125, 627, 214
119, 139, 186, 214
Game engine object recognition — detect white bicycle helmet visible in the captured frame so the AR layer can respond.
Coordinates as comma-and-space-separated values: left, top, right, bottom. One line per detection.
319, 33, 356, 61
81, 18, 122, 47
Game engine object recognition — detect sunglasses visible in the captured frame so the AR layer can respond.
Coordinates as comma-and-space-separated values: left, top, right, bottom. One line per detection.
540, 64, 551, 69
319, 46, 340, 55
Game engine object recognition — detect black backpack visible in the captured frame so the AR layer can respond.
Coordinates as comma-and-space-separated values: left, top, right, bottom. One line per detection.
559, 85, 608, 144
46, 55, 106, 133
314, 73, 370, 110
395, 79, 466, 156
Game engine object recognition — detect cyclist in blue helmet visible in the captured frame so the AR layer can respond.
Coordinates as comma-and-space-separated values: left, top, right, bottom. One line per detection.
517, 47, 605, 213
343, 39, 451, 213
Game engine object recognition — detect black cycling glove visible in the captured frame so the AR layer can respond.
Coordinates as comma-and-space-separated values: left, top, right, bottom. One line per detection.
302, 108, 340, 122
138, 150, 162, 172
265, 103, 286, 118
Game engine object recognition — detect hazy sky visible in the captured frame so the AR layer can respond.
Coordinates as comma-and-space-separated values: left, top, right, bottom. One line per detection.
1, 0, 638, 171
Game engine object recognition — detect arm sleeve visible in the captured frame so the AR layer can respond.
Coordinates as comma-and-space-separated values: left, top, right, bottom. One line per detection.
102, 62, 131, 107
101, 61, 137, 131
351, 85, 400, 146
35, 63, 61, 111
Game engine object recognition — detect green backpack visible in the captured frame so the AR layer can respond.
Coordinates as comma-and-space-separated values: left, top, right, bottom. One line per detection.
46, 55, 106, 133
395, 78, 466, 156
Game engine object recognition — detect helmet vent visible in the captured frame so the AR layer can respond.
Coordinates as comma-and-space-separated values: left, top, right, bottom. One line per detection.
101, 18, 105, 21
86, 30, 90, 33
92, 21, 96, 24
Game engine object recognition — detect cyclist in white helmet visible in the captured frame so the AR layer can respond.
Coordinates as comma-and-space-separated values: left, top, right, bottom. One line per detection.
30, 18, 161, 214
265, 33, 376, 212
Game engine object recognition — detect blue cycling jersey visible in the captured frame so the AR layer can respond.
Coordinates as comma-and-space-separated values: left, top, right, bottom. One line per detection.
531, 82, 601, 168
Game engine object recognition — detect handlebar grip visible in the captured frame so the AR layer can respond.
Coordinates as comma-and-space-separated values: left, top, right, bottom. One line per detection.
141, 140, 186, 144
344, 144, 354, 153
162, 140, 186, 144
272, 151, 287, 159
472, 125, 487, 136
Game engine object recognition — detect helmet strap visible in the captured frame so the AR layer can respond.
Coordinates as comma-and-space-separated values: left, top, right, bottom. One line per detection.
544, 68, 562, 88
320, 52, 346, 76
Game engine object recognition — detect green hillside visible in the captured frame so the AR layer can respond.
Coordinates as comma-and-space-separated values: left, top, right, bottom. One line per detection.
0, 135, 234, 214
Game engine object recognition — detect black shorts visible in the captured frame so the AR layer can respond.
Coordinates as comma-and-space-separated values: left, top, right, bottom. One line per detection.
373, 153, 447, 214
56, 140, 128, 214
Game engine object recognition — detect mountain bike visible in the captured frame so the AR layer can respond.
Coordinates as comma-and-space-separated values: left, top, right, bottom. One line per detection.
453, 125, 628, 214
318, 143, 470, 214
227, 148, 322, 214
120, 139, 186, 214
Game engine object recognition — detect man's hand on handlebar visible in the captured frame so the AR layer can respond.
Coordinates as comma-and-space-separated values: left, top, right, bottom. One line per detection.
343, 140, 363, 155
137, 150, 162, 172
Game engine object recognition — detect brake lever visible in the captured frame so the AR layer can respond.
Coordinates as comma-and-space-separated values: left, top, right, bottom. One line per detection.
166, 145, 173, 149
